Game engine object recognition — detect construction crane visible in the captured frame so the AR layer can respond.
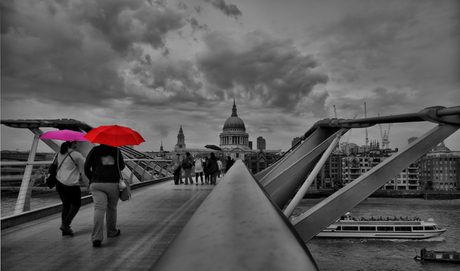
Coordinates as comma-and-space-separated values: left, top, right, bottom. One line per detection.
364, 102, 369, 146
378, 113, 392, 149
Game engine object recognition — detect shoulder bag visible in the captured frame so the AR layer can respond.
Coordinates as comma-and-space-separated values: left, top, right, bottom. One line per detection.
117, 153, 131, 201
45, 152, 70, 189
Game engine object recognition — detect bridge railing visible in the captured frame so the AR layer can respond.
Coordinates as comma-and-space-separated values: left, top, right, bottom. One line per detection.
0, 158, 173, 217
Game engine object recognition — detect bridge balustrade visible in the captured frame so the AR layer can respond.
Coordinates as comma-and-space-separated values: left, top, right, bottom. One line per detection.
1, 157, 172, 217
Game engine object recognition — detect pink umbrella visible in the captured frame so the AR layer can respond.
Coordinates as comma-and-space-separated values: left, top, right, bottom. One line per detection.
40, 129, 89, 142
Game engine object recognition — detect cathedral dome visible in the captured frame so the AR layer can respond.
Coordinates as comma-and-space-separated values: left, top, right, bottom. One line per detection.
223, 116, 246, 130
223, 101, 246, 131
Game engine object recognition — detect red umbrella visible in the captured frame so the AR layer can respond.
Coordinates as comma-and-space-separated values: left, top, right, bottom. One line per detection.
84, 125, 145, 147
40, 129, 89, 142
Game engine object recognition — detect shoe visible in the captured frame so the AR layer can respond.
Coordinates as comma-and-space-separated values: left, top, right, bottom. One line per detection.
109, 229, 121, 237
190, 181, 193, 184
60, 225, 74, 236
196, 183, 198, 186
62, 230, 74, 236
92, 240, 102, 247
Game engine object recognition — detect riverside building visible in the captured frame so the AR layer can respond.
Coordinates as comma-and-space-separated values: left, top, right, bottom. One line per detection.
311, 139, 459, 191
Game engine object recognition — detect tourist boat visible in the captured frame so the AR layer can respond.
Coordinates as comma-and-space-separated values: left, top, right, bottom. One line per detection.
316, 213, 446, 239
414, 248, 460, 263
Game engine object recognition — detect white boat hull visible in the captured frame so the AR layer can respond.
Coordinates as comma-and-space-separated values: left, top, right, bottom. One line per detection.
315, 216, 446, 239
316, 229, 445, 239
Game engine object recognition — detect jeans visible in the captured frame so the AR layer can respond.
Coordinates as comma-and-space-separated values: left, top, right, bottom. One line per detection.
90, 182, 119, 242
174, 167, 182, 184
56, 181, 81, 227
210, 172, 218, 185
184, 168, 193, 184
195, 172, 203, 183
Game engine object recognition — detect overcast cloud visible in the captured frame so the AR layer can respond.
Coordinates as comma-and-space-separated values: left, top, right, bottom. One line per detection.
1, 0, 459, 153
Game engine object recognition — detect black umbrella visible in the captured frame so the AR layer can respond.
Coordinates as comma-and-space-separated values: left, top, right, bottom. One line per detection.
205, 145, 222, 151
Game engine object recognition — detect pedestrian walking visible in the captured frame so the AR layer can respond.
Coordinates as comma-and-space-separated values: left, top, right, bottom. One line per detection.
194, 154, 205, 185
225, 156, 234, 173
217, 158, 223, 177
55, 141, 89, 236
182, 152, 194, 184
207, 152, 219, 185
84, 144, 124, 247
172, 153, 183, 185
203, 156, 210, 184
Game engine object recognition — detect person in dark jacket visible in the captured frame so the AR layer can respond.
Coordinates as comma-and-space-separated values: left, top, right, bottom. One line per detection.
84, 144, 125, 247
225, 156, 234, 173
207, 152, 219, 185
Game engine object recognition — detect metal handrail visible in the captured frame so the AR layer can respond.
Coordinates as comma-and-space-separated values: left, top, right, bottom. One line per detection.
152, 160, 319, 271
1, 158, 173, 215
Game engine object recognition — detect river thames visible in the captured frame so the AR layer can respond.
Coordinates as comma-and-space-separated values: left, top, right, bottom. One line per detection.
294, 198, 460, 271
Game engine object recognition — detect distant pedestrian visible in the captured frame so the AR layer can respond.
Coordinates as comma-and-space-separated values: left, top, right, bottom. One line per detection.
207, 152, 219, 185
225, 156, 234, 173
217, 158, 223, 177
56, 141, 89, 236
203, 156, 210, 184
172, 153, 182, 185
84, 144, 124, 247
194, 154, 204, 185
182, 152, 194, 185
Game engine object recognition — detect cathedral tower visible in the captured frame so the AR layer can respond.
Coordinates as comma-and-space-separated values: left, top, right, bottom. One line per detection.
174, 125, 186, 152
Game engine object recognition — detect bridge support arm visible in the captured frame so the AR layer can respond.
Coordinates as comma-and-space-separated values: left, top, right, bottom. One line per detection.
151, 161, 319, 271
291, 123, 459, 242
14, 131, 40, 214
284, 132, 342, 217
259, 128, 347, 209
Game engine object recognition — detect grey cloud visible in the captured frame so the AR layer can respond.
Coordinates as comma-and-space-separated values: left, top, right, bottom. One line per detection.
70, 0, 186, 54
195, 5, 204, 14
188, 17, 209, 32
129, 58, 205, 105
152, 123, 170, 138
204, 0, 242, 19
332, 87, 418, 118
196, 31, 329, 113
312, 4, 419, 82
1, 0, 192, 108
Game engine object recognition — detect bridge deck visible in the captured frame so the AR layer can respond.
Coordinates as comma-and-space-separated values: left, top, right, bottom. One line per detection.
1, 180, 215, 271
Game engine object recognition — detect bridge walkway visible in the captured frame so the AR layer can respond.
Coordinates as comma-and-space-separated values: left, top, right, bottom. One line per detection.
1, 180, 216, 271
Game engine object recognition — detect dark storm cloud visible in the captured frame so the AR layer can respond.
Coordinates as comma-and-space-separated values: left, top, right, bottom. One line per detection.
130, 58, 204, 105
196, 31, 329, 112
204, 0, 242, 19
70, 0, 185, 54
188, 17, 209, 32
1, 0, 189, 108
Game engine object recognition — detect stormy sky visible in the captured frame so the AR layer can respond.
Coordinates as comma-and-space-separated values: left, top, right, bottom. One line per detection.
1, 0, 459, 152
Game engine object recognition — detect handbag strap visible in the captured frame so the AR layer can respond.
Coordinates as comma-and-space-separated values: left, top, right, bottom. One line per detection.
57, 151, 72, 171
67, 151, 78, 167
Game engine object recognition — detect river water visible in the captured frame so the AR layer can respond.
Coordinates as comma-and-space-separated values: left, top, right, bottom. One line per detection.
2, 193, 459, 270
293, 198, 460, 271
